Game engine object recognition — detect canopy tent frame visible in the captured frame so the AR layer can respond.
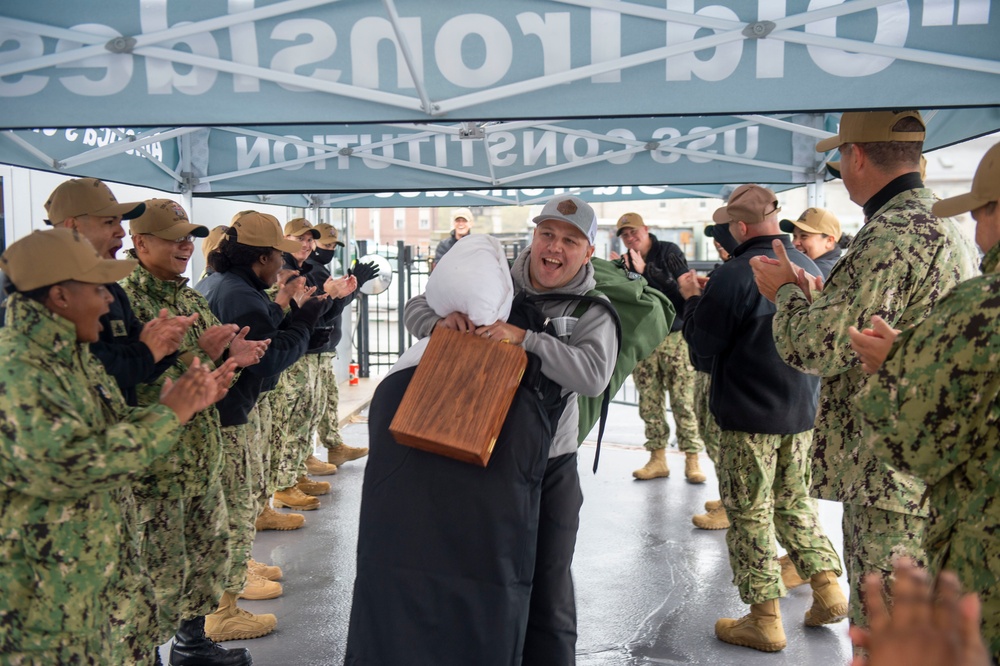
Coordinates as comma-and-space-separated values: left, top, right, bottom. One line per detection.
1, 0, 998, 125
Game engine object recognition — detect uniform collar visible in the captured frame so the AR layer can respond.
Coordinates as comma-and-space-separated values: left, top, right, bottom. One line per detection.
4, 292, 82, 364
122, 249, 188, 306
863, 172, 923, 221
981, 242, 1000, 275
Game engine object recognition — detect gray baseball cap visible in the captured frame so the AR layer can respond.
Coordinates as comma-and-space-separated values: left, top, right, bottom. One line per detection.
532, 195, 597, 245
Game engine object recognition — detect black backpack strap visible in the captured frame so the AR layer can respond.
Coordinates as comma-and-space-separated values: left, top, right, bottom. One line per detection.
527, 293, 622, 473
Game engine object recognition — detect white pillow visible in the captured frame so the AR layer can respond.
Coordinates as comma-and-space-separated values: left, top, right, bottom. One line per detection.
425, 235, 513, 326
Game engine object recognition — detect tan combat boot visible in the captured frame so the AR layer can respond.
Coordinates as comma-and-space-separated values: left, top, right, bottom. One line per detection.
715, 598, 787, 652
273, 486, 320, 510
205, 592, 277, 642
305, 454, 338, 476
633, 448, 669, 480
692, 506, 730, 530
684, 452, 706, 484
804, 570, 849, 626
239, 571, 283, 600
248, 558, 283, 581
327, 443, 369, 467
296, 475, 331, 496
779, 554, 808, 590
704, 498, 723, 511
255, 505, 305, 531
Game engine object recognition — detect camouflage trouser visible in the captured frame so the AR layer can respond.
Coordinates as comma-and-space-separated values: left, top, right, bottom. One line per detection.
693, 371, 720, 464
939, 533, 1000, 663
719, 429, 843, 605
316, 352, 344, 450
109, 488, 161, 666
219, 423, 257, 595
250, 395, 275, 504
273, 355, 324, 488
842, 503, 927, 627
633, 330, 704, 453
137, 480, 231, 631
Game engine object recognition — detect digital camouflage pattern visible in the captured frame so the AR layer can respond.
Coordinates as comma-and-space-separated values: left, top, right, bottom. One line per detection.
219, 422, 257, 595
841, 503, 926, 627
108, 487, 161, 665
120, 258, 226, 500
316, 352, 345, 450
272, 354, 323, 488
859, 242, 1000, 656
139, 485, 231, 628
772, 188, 978, 513
718, 429, 842, 604
632, 330, 704, 454
693, 371, 720, 463
120, 260, 232, 628
252, 393, 275, 502
0, 294, 179, 663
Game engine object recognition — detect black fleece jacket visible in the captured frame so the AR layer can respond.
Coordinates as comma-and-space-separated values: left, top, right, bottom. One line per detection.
622, 234, 688, 331
682, 234, 820, 435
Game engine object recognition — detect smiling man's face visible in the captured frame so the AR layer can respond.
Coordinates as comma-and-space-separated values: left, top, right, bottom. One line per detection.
528, 219, 595, 291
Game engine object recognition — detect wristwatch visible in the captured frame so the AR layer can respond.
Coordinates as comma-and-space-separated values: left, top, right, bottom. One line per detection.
626, 270, 642, 281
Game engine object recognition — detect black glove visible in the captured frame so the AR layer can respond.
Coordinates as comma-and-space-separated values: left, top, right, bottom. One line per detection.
290, 297, 327, 329
307, 326, 332, 351
350, 260, 381, 290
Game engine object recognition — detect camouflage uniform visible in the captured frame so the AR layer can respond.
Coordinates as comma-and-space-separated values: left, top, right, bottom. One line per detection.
250, 394, 274, 505
119, 260, 232, 629
316, 353, 345, 450
107, 488, 161, 666
272, 354, 324, 489
693, 370, 720, 463
633, 330, 704, 453
219, 422, 257, 595
718, 429, 842, 604
859, 242, 1000, 661
771, 186, 979, 624
0, 294, 179, 664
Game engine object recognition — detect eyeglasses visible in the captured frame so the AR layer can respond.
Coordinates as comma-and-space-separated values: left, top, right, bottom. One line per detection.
172, 235, 196, 244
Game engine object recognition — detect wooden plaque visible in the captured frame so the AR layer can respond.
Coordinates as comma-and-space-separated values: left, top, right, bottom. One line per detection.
389, 327, 528, 467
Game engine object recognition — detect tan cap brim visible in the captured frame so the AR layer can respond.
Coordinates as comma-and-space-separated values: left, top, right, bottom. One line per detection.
151, 222, 210, 241
276, 238, 302, 253
76, 258, 138, 287
94, 201, 146, 220
815, 135, 842, 153
932, 191, 989, 218
711, 206, 731, 224
288, 228, 321, 239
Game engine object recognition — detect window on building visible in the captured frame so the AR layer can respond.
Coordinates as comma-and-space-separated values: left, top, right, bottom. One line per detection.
418, 208, 430, 229
394, 208, 405, 230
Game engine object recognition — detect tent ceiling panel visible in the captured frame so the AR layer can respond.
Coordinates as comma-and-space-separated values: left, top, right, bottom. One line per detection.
1, 108, 997, 208
1, 1, 998, 129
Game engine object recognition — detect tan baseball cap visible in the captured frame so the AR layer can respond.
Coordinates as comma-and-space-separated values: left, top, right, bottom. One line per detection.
816, 110, 925, 153
1, 228, 136, 291
780, 207, 842, 240
451, 207, 473, 223
315, 223, 345, 247
231, 212, 301, 253
712, 184, 781, 225
129, 199, 209, 241
231, 210, 256, 225
44, 178, 145, 225
616, 212, 645, 236
284, 217, 321, 239
933, 142, 1000, 218
202, 225, 229, 262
